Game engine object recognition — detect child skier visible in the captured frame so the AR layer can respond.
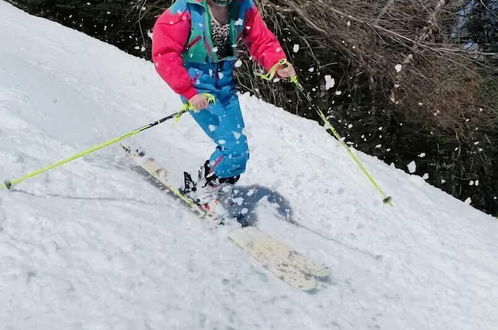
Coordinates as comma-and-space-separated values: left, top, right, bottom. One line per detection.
152, 0, 295, 211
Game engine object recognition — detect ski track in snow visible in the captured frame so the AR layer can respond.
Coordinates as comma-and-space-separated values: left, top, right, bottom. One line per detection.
0, 2, 497, 329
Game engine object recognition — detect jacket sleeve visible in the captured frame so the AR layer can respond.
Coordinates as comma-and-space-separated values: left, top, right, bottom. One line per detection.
242, 5, 287, 71
152, 9, 198, 100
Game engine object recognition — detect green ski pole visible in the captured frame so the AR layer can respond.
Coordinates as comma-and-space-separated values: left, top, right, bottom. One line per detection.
261, 60, 392, 205
1, 94, 215, 190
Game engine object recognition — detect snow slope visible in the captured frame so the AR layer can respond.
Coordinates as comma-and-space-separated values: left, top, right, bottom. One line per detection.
1, 2, 497, 329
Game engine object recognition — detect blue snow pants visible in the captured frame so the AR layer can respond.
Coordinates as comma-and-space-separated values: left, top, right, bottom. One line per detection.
184, 61, 249, 179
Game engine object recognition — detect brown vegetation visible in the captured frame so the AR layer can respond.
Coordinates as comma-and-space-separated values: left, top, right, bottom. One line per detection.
255, 0, 496, 132
235, 0, 497, 214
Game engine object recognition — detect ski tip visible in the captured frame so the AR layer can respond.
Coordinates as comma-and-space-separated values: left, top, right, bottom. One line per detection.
308, 267, 331, 279
120, 144, 131, 153
294, 279, 318, 292
121, 144, 146, 158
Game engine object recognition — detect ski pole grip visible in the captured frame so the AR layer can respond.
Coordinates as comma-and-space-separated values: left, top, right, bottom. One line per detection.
204, 93, 216, 104
258, 59, 288, 81
259, 59, 301, 88
278, 59, 288, 68
276, 59, 301, 87
183, 93, 216, 111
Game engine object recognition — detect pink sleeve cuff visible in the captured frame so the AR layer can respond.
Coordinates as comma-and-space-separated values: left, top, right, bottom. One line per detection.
181, 87, 199, 100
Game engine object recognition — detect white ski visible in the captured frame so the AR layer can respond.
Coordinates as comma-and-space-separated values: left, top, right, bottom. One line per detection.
122, 145, 329, 291
229, 227, 329, 291
121, 145, 215, 224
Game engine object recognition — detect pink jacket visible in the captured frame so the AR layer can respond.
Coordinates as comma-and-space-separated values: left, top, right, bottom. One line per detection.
152, 0, 287, 99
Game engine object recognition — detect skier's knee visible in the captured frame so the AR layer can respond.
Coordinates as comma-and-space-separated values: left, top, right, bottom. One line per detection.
212, 136, 249, 178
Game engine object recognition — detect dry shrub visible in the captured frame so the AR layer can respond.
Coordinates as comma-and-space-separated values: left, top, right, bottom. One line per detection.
258, 0, 495, 132
240, 0, 497, 214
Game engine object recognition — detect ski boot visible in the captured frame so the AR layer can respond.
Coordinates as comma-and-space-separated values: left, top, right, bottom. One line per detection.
182, 161, 239, 221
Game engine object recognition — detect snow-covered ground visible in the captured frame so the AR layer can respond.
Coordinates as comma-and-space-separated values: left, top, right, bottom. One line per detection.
1, 2, 497, 329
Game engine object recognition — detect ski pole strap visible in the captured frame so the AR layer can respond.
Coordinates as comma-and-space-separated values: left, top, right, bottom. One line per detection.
258, 60, 305, 93
257, 59, 288, 81
0, 93, 215, 191
185, 93, 215, 110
